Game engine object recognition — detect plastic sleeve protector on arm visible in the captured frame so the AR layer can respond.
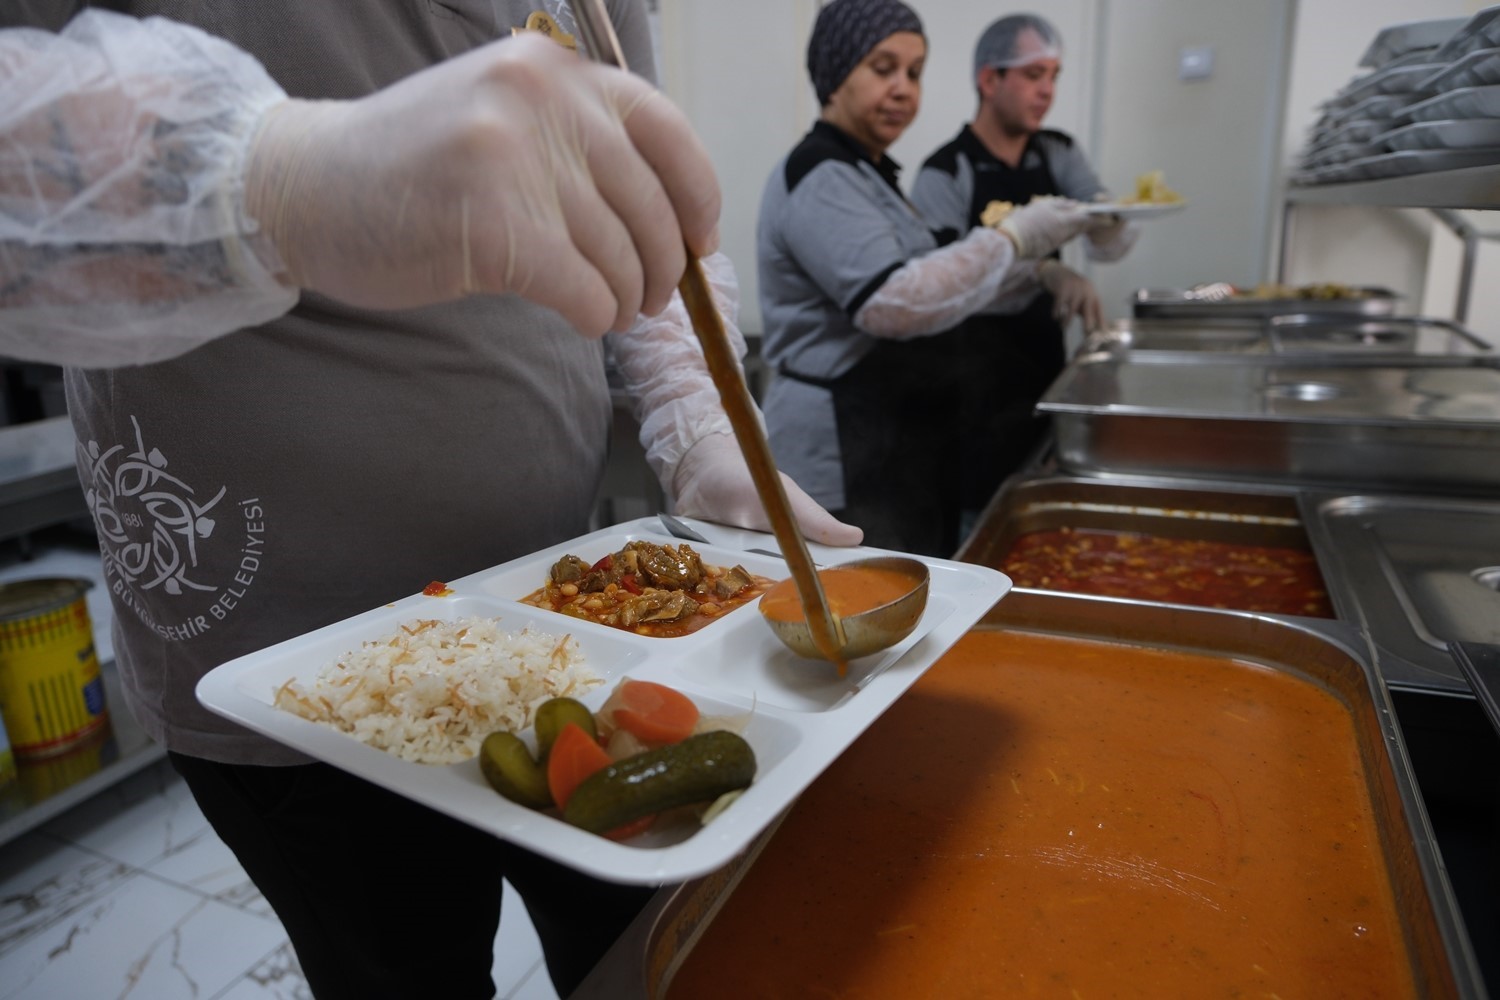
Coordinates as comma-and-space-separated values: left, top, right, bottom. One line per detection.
0, 10, 297, 367
852, 225, 1019, 338
1086, 219, 1141, 262
607, 250, 748, 496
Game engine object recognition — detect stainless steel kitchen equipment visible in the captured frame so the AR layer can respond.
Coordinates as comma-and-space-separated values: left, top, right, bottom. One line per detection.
573, 591, 1486, 999
1037, 352, 1500, 495
1449, 640, 1500, 736
1299, 491, 1500, 693
1089, 314, 1490, 356
1132, 284, 1401, 320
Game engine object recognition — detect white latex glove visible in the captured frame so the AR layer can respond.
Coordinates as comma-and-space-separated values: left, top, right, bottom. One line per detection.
245, 32, 720, 336
1085, 213, 1141, 263
1037, 259, 1104, 333
997, 197, 1092, 259
672, 433, 865, 547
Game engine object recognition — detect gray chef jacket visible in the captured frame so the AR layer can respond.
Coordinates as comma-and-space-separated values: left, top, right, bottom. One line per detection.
757, 121, 940, 511
7, 0, 655, 765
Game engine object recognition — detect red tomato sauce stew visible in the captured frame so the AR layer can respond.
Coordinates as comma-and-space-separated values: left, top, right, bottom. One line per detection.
759, 566, 919, 623
1000, 527, 1334, 617
519, 541, 775, 638
667, 629, 1420, 999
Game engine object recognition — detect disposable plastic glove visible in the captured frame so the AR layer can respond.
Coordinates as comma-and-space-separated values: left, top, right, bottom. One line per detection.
673, 433, 865, 547
996, 197, 1093, 259
1085, 212, 1141, 263
609, 252, 862, 547
245, 32, 721, 336
1037, 259, 1104, 333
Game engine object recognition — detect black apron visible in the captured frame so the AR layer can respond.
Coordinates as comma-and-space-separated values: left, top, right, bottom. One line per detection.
952, 134, 1069, 514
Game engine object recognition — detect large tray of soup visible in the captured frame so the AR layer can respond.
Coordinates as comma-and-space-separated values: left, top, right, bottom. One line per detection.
196, 517, 1010, 884
574, 590, 1483, 998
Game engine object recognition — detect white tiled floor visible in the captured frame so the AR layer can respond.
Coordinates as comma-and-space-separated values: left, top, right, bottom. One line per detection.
0, 759, 560, 1000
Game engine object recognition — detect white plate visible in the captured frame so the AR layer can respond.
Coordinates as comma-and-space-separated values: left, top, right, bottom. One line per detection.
1085, 201, 1187, 219
196, 517, 1011, 885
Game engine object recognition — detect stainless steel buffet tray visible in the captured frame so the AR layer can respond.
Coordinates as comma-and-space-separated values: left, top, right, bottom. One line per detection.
1300, 491, 1500, 693
1090, 314, 1490, 357
573, 591, 1484, 999
1037, 353, 1500, 495
1132, 285, 1401, 320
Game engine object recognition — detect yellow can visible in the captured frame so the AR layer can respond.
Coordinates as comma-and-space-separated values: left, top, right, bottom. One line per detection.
0, 579, 109, 759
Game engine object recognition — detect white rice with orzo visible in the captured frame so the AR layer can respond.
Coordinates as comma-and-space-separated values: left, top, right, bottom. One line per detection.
273, 617, 601, 764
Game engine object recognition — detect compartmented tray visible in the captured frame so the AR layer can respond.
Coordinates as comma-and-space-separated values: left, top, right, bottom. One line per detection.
1376, 117, 1500, 151
196, 517, 1011, 884
1362, 16, 1467, 68
1300, 492, 1500, 693
1399, 83, 1500, 122
1417, 46, 1500, 92
573, 591, 1485, 999
1037, 352, 1500, 496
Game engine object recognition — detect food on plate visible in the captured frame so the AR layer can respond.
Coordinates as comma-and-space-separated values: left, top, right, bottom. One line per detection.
665, 629, 1417, 998
564, 729, 757, 835
1120, 169, 1184, 205
477, 679, 757, 842
999, 527, 1332, 616
979, 199, 1015, 228
759, 564, 922, 622
272, 617, 600, 764
520, 541, 775, 637
1237, 281, 1374, 301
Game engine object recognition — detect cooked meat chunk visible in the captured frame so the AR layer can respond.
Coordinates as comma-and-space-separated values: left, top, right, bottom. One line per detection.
550, 555, 589, 584
712, 565, 755, 599
615, 590, 695, 626
630, 541, 704, 590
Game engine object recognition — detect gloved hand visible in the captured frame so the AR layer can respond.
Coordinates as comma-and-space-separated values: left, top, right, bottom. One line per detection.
1037, 260, 1104, 332
245, 32, 721, 335
996, 197, 1092, 259
1085, 212, 1141, 262
671, 433, 865, 547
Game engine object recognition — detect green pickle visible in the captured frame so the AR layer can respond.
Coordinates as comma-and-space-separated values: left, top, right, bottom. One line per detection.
533, 697, 597, 759
478, 731, 552, 809
564, 730, 757, 834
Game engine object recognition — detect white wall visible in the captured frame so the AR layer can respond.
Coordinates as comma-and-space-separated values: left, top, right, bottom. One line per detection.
657, 0, 1097, 337
657, 0, 1499, 343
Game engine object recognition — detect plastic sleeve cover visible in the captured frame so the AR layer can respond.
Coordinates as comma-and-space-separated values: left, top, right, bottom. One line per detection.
607, 250, 750, 494
0, 10, 297, 368
1086, 219, 1141, 262
853, 226, 1018, 338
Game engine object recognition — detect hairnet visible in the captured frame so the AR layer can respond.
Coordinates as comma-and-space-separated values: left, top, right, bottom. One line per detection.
973, 14, 1062, 74
807, 0, 925, 106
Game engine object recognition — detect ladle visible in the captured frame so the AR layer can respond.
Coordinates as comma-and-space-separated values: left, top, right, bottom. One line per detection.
573, 0, 897, 667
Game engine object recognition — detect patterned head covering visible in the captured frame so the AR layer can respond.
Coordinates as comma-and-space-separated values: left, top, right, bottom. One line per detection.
807, 0, 926, 106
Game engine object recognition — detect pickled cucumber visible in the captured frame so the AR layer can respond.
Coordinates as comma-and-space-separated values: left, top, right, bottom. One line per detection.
479, 731, 552, 809
534, 697, 597, 759
563, 730, 756, 834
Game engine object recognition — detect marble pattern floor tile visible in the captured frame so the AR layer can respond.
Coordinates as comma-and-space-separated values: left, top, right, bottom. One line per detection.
0, 759, 559, 999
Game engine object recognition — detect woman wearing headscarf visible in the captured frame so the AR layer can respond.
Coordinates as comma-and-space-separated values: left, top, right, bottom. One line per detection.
757, 0, 1093, 557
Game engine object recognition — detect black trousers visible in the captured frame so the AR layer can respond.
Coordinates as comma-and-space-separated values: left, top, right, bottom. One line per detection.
169, 752, 654, 1000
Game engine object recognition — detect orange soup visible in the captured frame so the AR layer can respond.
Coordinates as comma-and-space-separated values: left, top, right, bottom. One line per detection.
760, 566, 919, 623
666, 629, 1419, 999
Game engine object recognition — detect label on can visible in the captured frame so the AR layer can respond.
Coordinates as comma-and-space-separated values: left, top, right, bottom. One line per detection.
0, 579, 110, 759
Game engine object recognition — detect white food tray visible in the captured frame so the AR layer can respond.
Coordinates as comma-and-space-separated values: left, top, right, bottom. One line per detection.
196, 516, 1011, 884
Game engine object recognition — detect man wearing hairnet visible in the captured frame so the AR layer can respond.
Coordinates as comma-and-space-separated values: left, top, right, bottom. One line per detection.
0, 4, 860, 997
910, 13, 1139, 528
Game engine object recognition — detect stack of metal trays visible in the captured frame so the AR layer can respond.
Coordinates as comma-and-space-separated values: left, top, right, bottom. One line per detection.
1132, 284, 1400, 320
1037, 352, 1500, 496
1292, 12, 1500, 185
1300, 491, 1500, 694
1092, 314, 1492, 358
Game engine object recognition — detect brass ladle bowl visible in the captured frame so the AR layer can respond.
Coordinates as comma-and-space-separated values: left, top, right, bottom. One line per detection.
760, 556, 930, 661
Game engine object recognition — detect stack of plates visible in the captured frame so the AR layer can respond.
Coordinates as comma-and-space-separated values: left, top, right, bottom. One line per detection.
1292, 10, 1500, 186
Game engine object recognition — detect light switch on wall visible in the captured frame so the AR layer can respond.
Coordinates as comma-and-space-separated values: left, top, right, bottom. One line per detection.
1178, 45, 1214, 81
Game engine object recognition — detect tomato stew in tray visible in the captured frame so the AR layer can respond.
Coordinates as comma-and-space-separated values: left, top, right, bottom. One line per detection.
519, 541, 777, 637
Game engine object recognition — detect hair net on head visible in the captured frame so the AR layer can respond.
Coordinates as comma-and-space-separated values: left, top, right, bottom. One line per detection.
973, 13, 1062, 74
807, 0, 925, 106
